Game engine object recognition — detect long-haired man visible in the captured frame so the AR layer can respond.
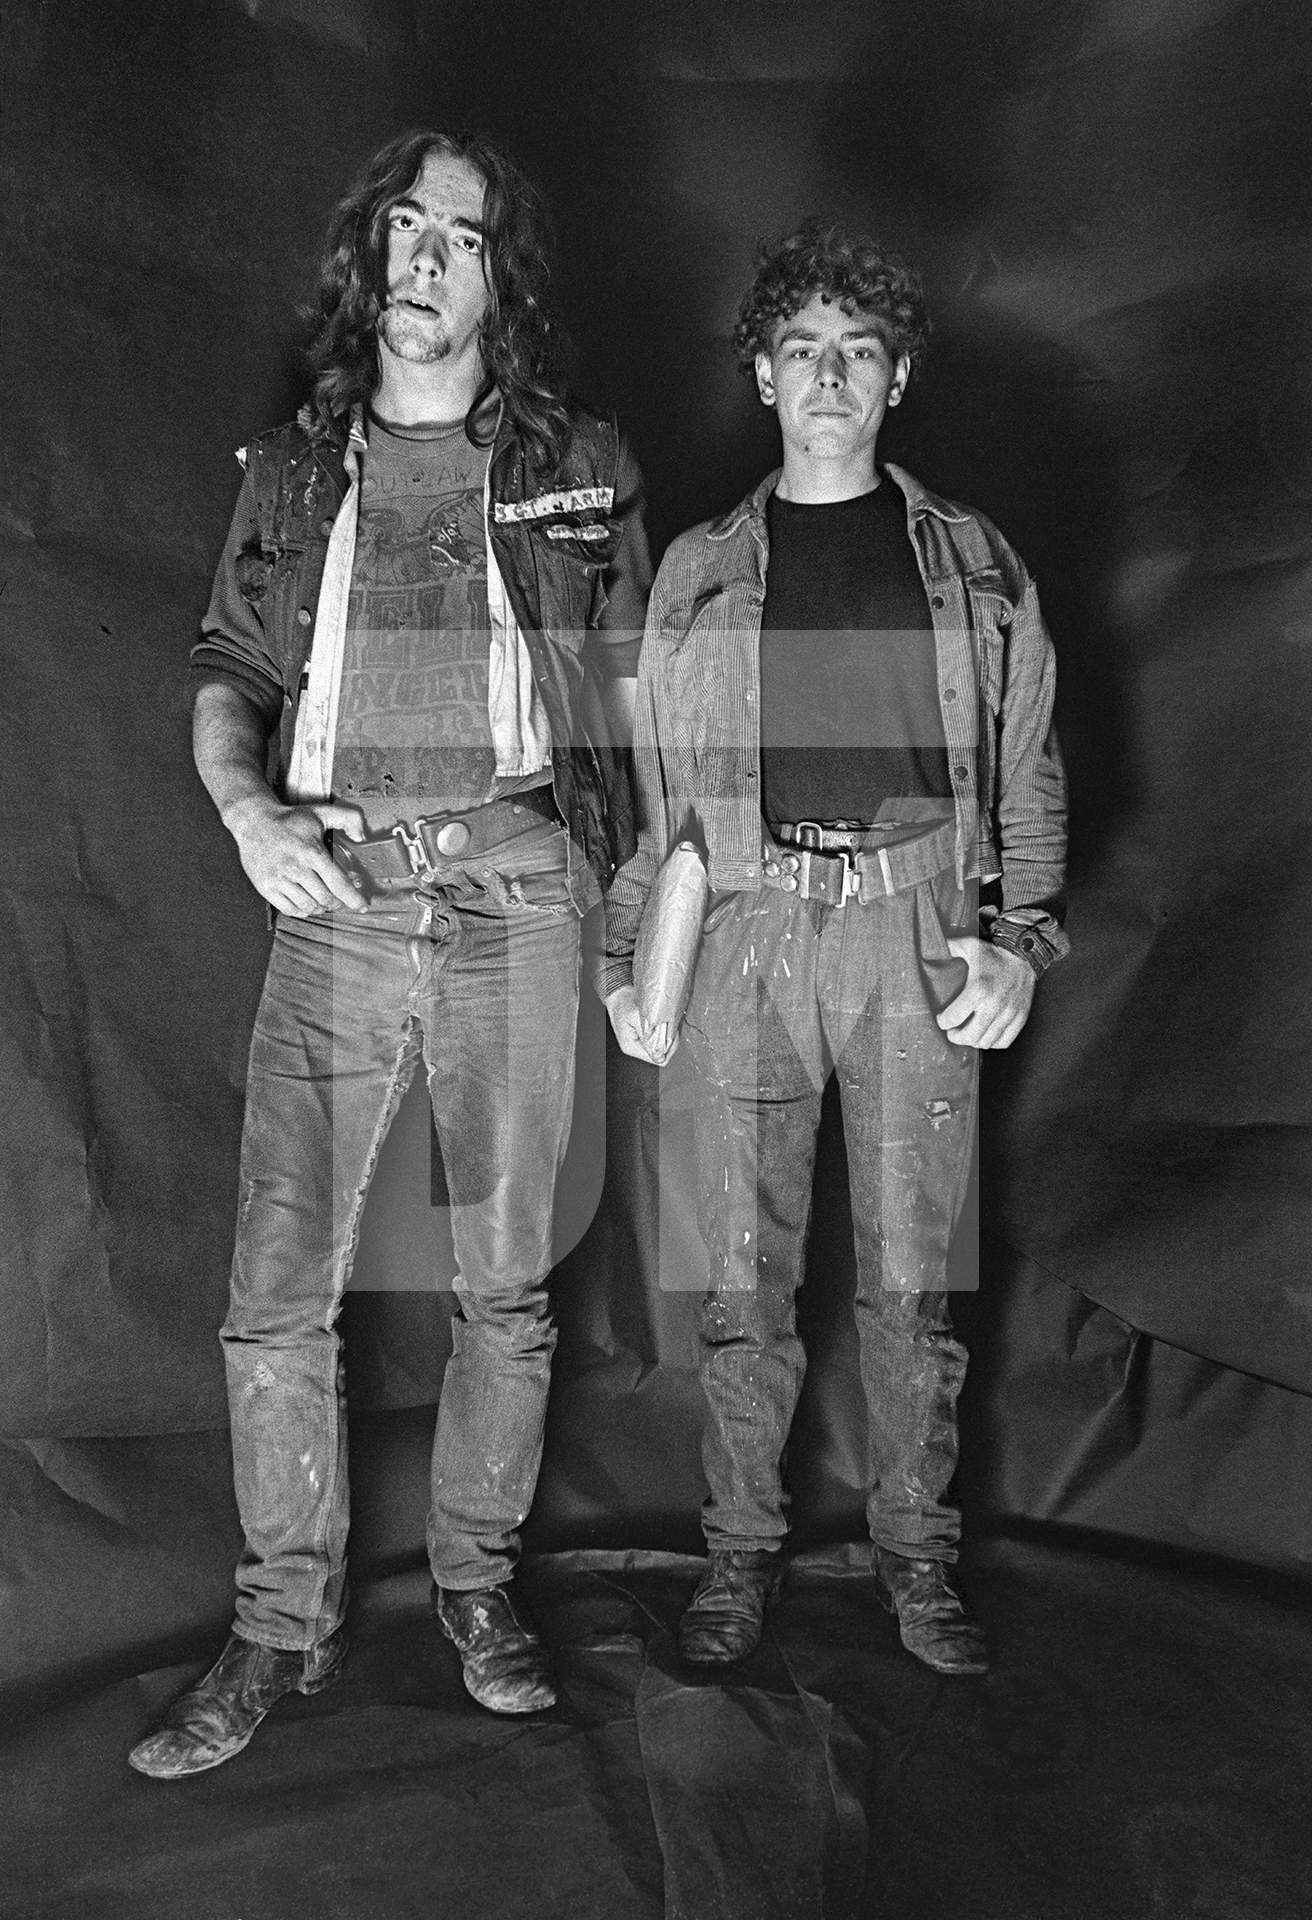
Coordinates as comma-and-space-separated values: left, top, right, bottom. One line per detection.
130, 129, 650, 1777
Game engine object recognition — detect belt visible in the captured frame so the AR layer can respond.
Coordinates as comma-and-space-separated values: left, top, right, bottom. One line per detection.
763, 816, 956, 905
332, 786, 560, 887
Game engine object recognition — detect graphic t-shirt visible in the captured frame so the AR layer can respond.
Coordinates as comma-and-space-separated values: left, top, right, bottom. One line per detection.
333, 416, 496, 830
759, 477, 951, 831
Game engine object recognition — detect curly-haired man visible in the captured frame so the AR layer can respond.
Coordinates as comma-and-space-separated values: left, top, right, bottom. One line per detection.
605, 221, 1068, 1674
130, 131, 651, 1776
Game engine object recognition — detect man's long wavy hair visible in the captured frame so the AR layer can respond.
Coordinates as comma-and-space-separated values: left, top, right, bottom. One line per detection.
305, 129, 571, 473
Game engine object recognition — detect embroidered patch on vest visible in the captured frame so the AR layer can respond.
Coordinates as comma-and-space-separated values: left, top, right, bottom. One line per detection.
545, 521, 612, 542
493, 486, 614, 523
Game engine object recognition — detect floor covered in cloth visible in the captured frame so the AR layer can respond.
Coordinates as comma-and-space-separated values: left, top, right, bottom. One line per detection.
4, 1534, 1308, 1920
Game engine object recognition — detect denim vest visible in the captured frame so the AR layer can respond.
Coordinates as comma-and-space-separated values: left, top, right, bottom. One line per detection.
191, 403, 651, 892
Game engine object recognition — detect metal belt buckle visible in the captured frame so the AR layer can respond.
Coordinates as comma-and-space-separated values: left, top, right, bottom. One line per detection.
392, 819, 433, 879
815, 847, 860, 906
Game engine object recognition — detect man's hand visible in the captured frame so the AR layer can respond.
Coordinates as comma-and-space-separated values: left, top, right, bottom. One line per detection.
605, 983, 677, 1066
936, 936, 1035, 1050
225, 792, 368, 918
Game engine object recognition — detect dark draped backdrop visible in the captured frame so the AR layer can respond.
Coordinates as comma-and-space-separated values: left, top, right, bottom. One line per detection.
3, 0, 1311, 1707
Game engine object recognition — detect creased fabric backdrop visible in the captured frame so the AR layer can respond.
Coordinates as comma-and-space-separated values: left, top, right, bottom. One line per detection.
2, 0, 1311, 1682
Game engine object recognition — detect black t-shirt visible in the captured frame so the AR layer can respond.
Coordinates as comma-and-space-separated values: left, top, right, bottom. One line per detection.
759, 478, 951, 830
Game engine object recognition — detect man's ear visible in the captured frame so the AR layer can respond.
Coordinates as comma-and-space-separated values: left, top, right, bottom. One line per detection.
887, 353, 912, 407
754, 349, 776, 408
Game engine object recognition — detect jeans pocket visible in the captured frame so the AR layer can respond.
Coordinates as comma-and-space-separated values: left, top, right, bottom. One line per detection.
702, 891, 740, 936
917, 874, 972, 1011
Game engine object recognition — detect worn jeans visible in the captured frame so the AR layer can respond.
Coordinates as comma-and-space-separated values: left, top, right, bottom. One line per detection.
221, 827, 581, 1651
681, 856, 978, 1561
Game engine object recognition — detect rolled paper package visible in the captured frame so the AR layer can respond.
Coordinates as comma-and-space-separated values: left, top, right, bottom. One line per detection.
633, 841, 710, 1033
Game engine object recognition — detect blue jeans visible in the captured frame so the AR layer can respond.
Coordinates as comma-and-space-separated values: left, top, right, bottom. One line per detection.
681, 859, 978, 1560
221, 829, 581, 1650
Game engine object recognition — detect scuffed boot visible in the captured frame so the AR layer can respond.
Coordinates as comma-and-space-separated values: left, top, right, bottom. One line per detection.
677, 1548, 782, 1666
128, 1627, 347, 1778
433, 1583, 556, 1714
875, 1549, 989, 1676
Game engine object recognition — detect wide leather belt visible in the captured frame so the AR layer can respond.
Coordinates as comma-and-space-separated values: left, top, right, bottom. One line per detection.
333, 786, 560, 886
763, 816, 956, 905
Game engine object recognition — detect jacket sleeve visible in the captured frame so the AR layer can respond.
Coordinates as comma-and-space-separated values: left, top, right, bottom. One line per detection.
187, 457, 285, 731
583, 436, 653, 680
991, 568, 1070, 957
597, 556, 675, 999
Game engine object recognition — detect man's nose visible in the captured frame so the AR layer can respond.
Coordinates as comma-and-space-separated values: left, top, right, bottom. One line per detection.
815, 348, 847, 387
411, 228, 447, 277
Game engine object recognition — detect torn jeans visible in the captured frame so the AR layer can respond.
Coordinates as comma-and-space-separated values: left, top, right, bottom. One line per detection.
221, 830, 580, 1650
681, 853, 978, 1560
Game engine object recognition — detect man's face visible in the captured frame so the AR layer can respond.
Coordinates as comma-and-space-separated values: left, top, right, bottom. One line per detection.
755, 291, 910, 466
377, 148, 490, 367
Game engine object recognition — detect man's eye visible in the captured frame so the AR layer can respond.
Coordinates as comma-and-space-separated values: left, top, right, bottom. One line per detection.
456, 235, 483, 254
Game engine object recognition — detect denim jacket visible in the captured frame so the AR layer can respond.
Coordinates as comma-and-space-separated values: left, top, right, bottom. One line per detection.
602, 464, 1068, 996
190, 400, 652, 893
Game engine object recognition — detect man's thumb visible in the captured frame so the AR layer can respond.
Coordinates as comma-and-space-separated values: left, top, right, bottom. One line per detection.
311, 803, 366, 842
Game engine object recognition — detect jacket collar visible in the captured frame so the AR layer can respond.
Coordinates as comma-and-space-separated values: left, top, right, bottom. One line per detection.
706, 461, 969, 540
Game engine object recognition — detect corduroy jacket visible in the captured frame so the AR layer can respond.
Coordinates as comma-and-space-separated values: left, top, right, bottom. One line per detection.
602, 464, 1068, 997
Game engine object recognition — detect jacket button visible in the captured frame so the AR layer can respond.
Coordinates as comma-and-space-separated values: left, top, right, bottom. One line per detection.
953, 763, 969, 780
319, 519, 335, 537
297, 608, 312, 626
943, 687, 957, 702
931, 593, 946, 610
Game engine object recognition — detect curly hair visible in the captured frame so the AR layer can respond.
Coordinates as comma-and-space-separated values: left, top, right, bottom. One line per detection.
732, 220, 930, 377
305, 129, 571, 473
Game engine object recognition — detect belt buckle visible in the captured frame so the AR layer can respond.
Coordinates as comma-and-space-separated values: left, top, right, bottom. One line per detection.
391, 819, 428, 877
394, 812, 476, 877
823, 847, 859, 906
793, 819, 824, 851
796, 846, 860, 906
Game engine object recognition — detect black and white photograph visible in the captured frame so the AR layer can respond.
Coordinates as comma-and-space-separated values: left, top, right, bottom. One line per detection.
2, 2, 1309, 1915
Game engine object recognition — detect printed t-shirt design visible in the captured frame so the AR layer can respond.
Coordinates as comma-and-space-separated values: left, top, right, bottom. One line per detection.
333, 418, 495, 822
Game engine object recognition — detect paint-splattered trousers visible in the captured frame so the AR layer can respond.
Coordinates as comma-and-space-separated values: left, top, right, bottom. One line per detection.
221, 832, 581, 1652
681, 854, 978, 1561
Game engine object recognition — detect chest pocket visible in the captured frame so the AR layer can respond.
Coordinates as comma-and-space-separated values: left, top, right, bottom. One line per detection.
965, 568, 1013, 710
532, 515, 622, 633
660, 588, 742, 774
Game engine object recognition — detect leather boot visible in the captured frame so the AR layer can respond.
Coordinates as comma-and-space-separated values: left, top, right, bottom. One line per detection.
875, 1549, 989, 1675
128, 1627, 347, 1778
677, 1548, 781, 1666
432, 1583, 556, 1714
